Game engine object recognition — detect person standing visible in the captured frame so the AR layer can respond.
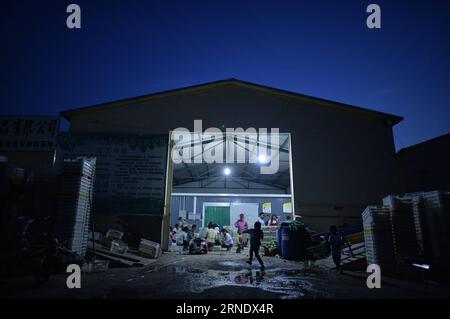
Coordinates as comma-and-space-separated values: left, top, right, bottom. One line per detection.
328, 225, 344, 273
234, 213, 249, 248
244, 221, 265, 270
234, 213, 248, 232
176, 226, 189, 251
257, 213, 266, 227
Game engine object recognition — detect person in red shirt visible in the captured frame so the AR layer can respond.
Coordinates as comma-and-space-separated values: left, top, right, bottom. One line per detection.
234, 213, 248, 248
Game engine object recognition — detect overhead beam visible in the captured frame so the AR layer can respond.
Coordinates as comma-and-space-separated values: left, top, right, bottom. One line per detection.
172, 192, 292, 198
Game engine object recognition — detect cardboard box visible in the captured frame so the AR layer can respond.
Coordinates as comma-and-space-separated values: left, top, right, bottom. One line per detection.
139, 239, 161, 258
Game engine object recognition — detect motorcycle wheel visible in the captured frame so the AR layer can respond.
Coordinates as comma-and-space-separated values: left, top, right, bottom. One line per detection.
34, 272, 50, 285
33, 256, 52, 285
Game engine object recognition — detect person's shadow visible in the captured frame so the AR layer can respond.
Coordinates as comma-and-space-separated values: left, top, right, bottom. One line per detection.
250, 270, 265, 285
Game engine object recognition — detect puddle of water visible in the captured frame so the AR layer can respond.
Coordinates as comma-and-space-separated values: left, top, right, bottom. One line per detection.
140, 262, 330, 299
188, 268, 205, 274
275, 267, 322, 277
186, 266, 324, 298
146, 265, 163, 273
220, 261, 242, 267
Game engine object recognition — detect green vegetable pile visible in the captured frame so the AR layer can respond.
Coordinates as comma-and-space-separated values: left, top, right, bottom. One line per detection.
262, 240, 279, 256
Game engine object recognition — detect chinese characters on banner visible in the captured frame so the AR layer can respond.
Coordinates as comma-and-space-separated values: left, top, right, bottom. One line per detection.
0, 116, 59, 151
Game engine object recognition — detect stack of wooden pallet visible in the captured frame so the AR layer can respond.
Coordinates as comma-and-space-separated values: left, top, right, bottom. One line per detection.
414, 191, 450, 263
362, 206, 396, 274
383, 195, 420, 265
54, 158, 96, 257
363, 190, 450, 275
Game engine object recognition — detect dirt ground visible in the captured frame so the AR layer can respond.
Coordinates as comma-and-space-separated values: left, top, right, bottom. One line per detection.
1, 249, 450, 299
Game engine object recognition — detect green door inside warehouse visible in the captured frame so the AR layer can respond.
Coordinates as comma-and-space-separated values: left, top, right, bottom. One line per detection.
204, 206, 231, 227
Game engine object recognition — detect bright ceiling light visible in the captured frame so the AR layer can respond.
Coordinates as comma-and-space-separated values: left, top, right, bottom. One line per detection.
223, 167, 231, 176
258, 154, 269, 164
412, 263, 430, 270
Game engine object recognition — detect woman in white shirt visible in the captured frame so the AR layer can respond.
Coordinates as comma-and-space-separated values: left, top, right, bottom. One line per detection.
220, 228, 234, 251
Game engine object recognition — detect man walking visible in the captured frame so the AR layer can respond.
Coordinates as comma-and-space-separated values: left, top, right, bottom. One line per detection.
328, 225, 344, 273
244, 221, 265, 270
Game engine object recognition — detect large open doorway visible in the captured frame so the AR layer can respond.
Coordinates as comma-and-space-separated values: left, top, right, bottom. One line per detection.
162, 130, 294, 250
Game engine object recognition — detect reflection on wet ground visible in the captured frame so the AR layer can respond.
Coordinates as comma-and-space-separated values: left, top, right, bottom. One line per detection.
1, 252, 343, 299
4, 254, 448, 299
134, 260, 330, 299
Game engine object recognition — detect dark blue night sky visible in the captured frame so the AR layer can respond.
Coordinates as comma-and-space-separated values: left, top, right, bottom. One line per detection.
1, 0, 449, 150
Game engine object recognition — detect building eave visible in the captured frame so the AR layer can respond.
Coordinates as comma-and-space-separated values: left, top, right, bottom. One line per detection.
60, 78, 403, 126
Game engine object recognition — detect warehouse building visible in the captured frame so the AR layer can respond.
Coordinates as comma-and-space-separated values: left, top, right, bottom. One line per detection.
59, 79, 403, 249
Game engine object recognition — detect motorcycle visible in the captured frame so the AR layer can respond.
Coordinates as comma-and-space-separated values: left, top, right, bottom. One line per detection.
0, 216, 84, 285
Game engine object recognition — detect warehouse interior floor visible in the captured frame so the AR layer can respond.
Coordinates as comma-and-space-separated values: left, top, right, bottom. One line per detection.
2, 251, 450, 299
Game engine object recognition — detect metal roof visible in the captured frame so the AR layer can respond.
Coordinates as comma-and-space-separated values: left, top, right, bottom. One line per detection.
172, 132, 291, 193
60, 78, 403, 125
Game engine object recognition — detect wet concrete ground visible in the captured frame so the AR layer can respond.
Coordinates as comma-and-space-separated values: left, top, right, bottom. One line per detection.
1, 251, 450, 299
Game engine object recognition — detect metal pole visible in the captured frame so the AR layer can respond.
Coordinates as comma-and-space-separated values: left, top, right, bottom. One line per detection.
161, 131, 174, 251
